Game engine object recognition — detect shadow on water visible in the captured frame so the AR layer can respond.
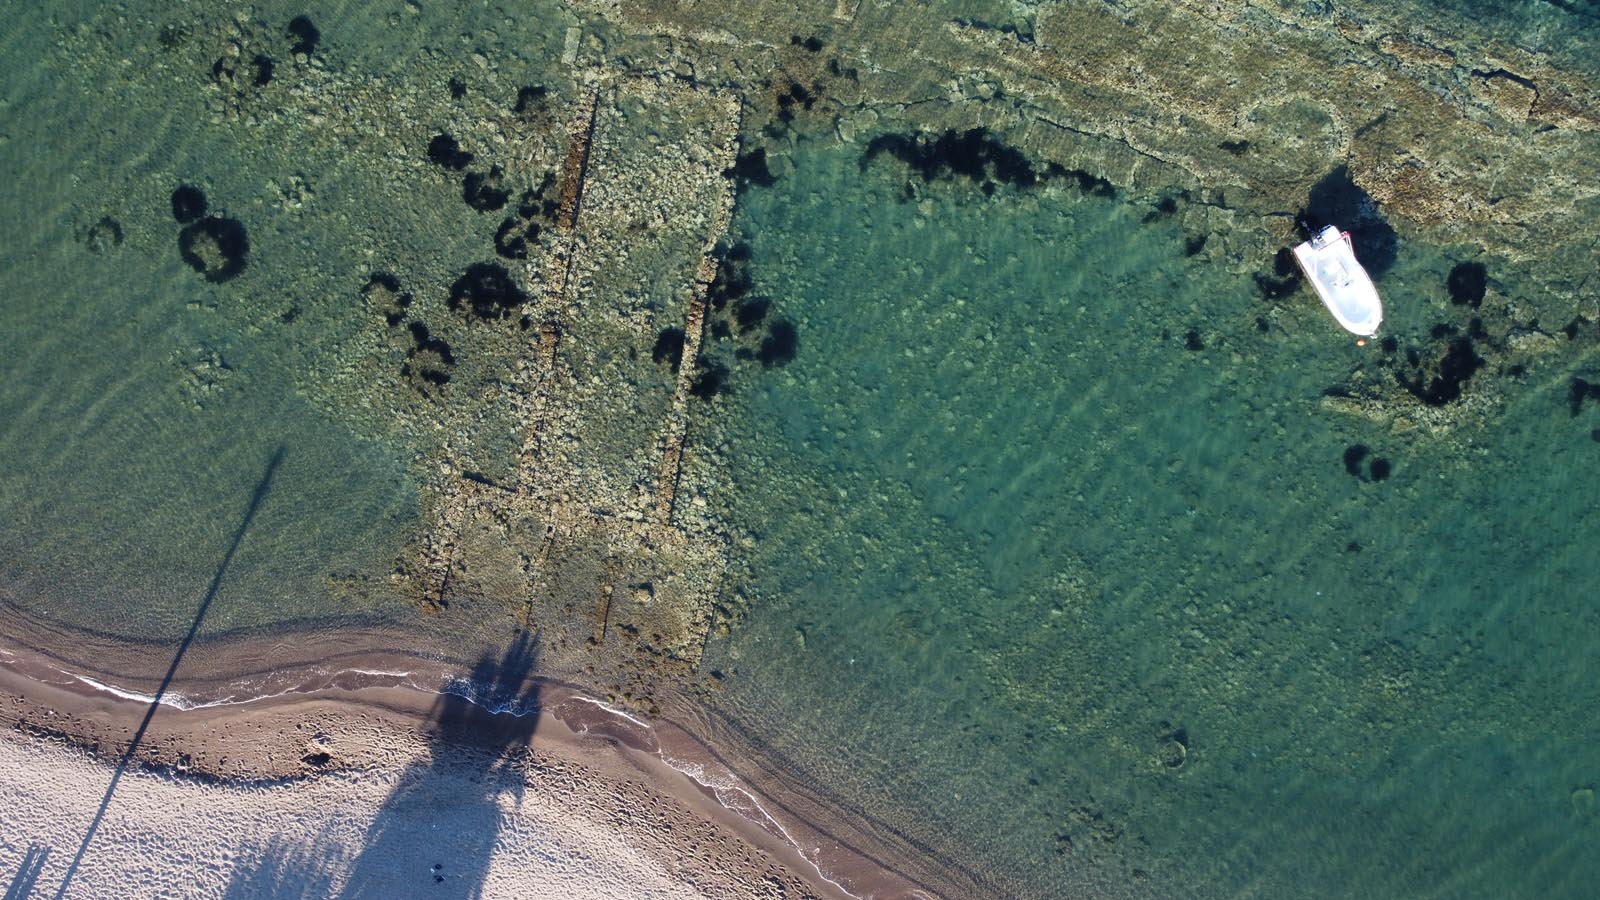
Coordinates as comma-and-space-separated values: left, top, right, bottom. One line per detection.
221, 634, 542, 899
51, 446, 285, 900
4, 844, 50, 900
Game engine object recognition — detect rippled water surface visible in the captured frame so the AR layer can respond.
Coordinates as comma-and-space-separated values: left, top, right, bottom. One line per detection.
2, 2, 1597, 898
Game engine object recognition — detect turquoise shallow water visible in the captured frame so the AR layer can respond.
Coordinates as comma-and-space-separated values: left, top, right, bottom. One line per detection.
699, 143, 1600, 896
0, 2, 1597, 898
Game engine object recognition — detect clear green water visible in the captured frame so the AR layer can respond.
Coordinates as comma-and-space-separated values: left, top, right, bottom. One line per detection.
700, 144, 1600, 896
1, 2, 1597, 898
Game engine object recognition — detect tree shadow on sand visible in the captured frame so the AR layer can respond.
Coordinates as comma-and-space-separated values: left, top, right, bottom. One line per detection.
222, 634, 542, 899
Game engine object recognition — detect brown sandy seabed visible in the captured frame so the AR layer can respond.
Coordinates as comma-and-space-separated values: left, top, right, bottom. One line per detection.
7, 0, 1600, 897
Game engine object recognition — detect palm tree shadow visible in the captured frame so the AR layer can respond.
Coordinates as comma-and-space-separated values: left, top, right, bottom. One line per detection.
339, 632, 542, 899
222, 634, 542, 899
4, 843, 50, 900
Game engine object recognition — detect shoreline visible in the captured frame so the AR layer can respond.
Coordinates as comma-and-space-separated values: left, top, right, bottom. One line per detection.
0, 611, 972, 900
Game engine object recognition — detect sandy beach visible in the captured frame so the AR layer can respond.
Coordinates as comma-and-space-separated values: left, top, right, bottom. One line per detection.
0, 626, 955, 900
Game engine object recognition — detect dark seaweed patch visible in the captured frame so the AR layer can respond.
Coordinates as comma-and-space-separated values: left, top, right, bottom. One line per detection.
1144, 195, 1180, 222
177, 216, 249, 283
448, 76, 466, 99
251, 54, 275, 87
733, 296, 771, 332
690, 359, 729, 400
1569, 378, 1600, 417
171, 184, 208, 224
1183, 328, 1204, 351
1447, 261, 1487, 308
1396, 337, 1483, 406
729, 147, 778, 188
82, 216, 123, 253
1368, 458, 1392, 481
1218, 140, 1250, 156
865, 127, 1040, 189
463, 166, 510, 212
448, 262, 525, 320
1343, 444, 1369, 477
775, 80, 822, 123
652, 327, 685, 372
518, 171, 560, 221
1184, 234, 1208, 256
707, 251, 753, 311
402, 321, 456, 392
1255, 247, 1301, 300
362, 272, 412, 326
514, 85, 548, 115
494, 217, 536, 260
427, 133, 473, 171
287, 16, 320, 56
757, 318, 798, 367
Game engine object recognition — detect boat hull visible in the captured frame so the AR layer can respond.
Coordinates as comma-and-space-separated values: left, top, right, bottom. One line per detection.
1292, 227, 1383, 337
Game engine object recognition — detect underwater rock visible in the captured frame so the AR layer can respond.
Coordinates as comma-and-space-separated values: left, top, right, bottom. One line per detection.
448, 262, 525, 320
177, 216, 248, 282
1300, 166, 1397, 279
171, 185, 208, 224
1447, 262, 1488, 307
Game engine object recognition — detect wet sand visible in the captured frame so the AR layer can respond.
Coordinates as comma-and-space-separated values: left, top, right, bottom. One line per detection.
0, 614, 965, 900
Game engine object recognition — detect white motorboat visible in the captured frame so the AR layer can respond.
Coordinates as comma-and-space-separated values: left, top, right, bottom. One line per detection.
1292, 225, 1383, 337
